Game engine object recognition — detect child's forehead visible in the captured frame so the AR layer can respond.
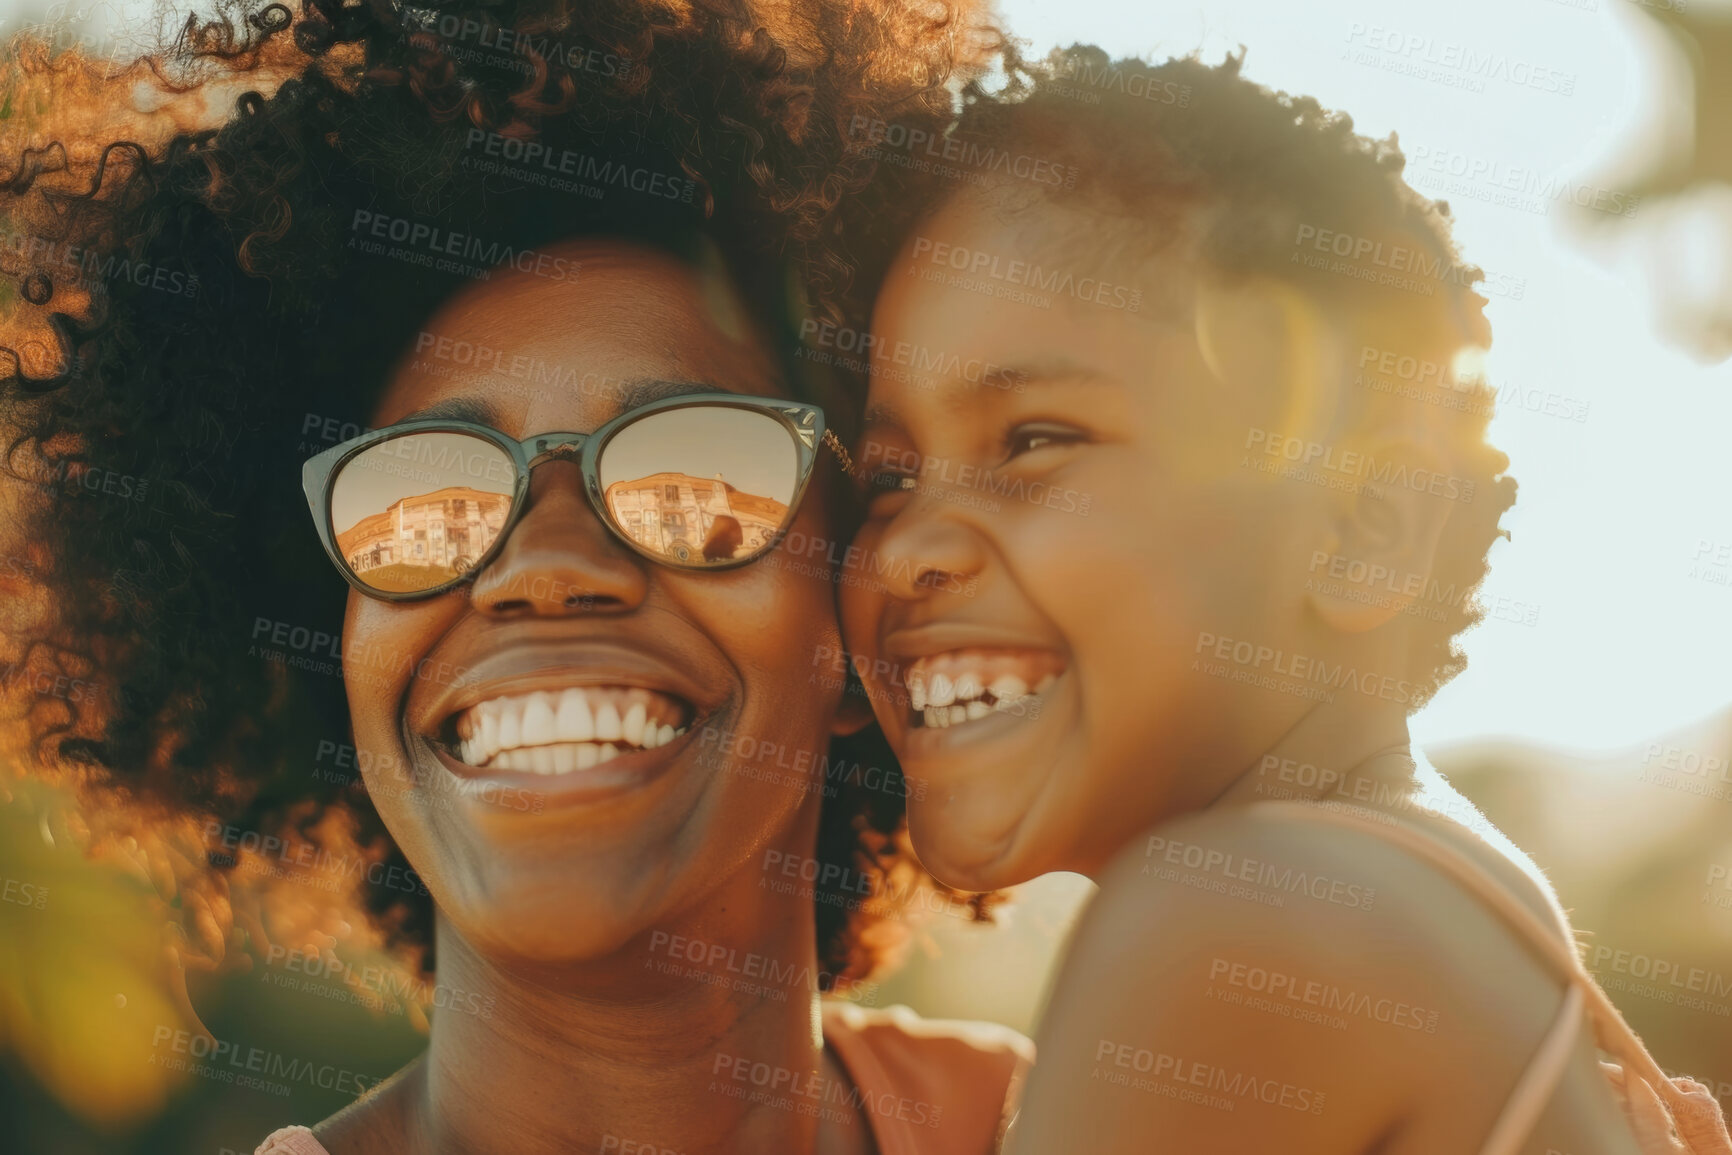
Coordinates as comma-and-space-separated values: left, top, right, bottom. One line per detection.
908, 185, 1204, 322
872, 267, 1212, 429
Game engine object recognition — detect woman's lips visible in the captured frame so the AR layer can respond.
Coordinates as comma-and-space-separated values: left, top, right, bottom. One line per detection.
408, 639, 723, 809
427, 723, 701, 811
450, 686, 692, 774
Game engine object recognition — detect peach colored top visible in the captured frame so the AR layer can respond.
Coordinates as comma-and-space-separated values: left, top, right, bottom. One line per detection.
255, 1001, 1033, 1155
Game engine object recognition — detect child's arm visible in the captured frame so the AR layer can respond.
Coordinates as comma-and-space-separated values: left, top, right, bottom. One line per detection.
1005, 806, 1641, 1155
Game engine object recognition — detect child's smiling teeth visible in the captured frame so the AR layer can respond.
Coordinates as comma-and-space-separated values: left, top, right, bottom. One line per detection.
450, 687, 689, 774
904, 649, 1063, 730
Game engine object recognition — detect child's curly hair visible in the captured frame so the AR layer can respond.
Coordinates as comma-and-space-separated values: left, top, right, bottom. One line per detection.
0, 0, 995, 1008
877, 44, 1515, 709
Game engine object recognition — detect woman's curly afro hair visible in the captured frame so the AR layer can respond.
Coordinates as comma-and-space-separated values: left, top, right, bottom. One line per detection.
0, 0, 995, 1003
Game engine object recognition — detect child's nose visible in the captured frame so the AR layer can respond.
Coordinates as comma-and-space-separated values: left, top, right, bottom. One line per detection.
870, 508, 985, 600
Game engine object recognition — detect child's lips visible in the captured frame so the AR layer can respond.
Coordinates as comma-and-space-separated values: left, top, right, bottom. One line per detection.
877, 622, 1070, 736
897, 669, 1067, 761
902, 649, 1064, 731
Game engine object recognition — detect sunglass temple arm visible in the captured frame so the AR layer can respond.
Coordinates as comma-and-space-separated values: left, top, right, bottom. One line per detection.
820, 428, 864, 480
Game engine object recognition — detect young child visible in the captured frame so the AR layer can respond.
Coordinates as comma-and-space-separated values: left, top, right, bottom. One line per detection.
842, 46, 1731, 1154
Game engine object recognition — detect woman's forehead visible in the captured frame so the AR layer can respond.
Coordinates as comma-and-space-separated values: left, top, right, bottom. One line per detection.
374, 238, 782, 425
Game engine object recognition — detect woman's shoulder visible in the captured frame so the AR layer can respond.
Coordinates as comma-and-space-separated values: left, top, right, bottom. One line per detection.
255, 1014, 1026, 1155
821, 1001, 1033, 1152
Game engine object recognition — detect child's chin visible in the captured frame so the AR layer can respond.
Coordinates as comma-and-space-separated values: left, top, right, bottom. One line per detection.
908, 803, 1039, 893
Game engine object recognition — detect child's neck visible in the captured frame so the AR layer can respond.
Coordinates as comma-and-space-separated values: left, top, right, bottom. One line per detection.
1211, 697, 1416, 812
1074, 699, 1417, 881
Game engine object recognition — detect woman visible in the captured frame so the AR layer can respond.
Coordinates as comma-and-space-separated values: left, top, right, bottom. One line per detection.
0, 3, 1027, 1152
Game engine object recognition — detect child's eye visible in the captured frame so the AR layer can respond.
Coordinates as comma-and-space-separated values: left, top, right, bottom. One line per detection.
867, 470, 917, 492
1005, 423, 1085, 460
861, 468, 918, 502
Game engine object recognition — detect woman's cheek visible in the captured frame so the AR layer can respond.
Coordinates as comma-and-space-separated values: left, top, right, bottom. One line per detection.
838, 524, 885, 648
341, 594, 463, 747
780, 571, 846, 705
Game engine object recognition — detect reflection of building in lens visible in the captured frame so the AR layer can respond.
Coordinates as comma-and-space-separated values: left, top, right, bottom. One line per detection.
604, 472, 786, 561
335, 487, 511, 587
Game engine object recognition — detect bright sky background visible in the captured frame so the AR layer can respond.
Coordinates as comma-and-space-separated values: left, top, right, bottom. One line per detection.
32, 0, 1732, 753
998, 0, 1732, 754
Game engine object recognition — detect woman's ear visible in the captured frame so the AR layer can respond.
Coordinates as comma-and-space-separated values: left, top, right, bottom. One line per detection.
830, 663, 877, 736
1306, 435, 1458, 633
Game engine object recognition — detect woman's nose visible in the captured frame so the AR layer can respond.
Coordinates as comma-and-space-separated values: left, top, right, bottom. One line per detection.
468, 461, 649, 615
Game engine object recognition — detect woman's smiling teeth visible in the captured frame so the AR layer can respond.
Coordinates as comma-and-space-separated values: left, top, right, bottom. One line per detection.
904, 649, 1064, 730
451, 687, 689, 774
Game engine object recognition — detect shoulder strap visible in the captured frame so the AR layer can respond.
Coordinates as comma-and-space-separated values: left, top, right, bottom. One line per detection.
1477, 984, 1585, 1155
255, 1126, 332, 1155
1246, 802, 1685, 1108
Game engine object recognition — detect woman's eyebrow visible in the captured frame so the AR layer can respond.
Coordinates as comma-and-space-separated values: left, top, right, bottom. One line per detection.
396, 396, 504, 425
395, 380, 716, 428
609, 379, 723, 410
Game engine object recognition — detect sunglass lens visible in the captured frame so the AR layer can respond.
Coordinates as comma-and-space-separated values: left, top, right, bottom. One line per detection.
596, 406, 800, 566
329, 431, 517, 594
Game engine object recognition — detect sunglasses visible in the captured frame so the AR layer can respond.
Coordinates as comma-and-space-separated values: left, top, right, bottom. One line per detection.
302, 392, 855, 601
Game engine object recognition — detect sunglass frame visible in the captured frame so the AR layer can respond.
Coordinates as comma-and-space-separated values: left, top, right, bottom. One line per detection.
301, 393, 827, 601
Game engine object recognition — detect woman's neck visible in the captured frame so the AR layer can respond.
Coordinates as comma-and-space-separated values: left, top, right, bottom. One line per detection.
361, 868, 864, 1154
